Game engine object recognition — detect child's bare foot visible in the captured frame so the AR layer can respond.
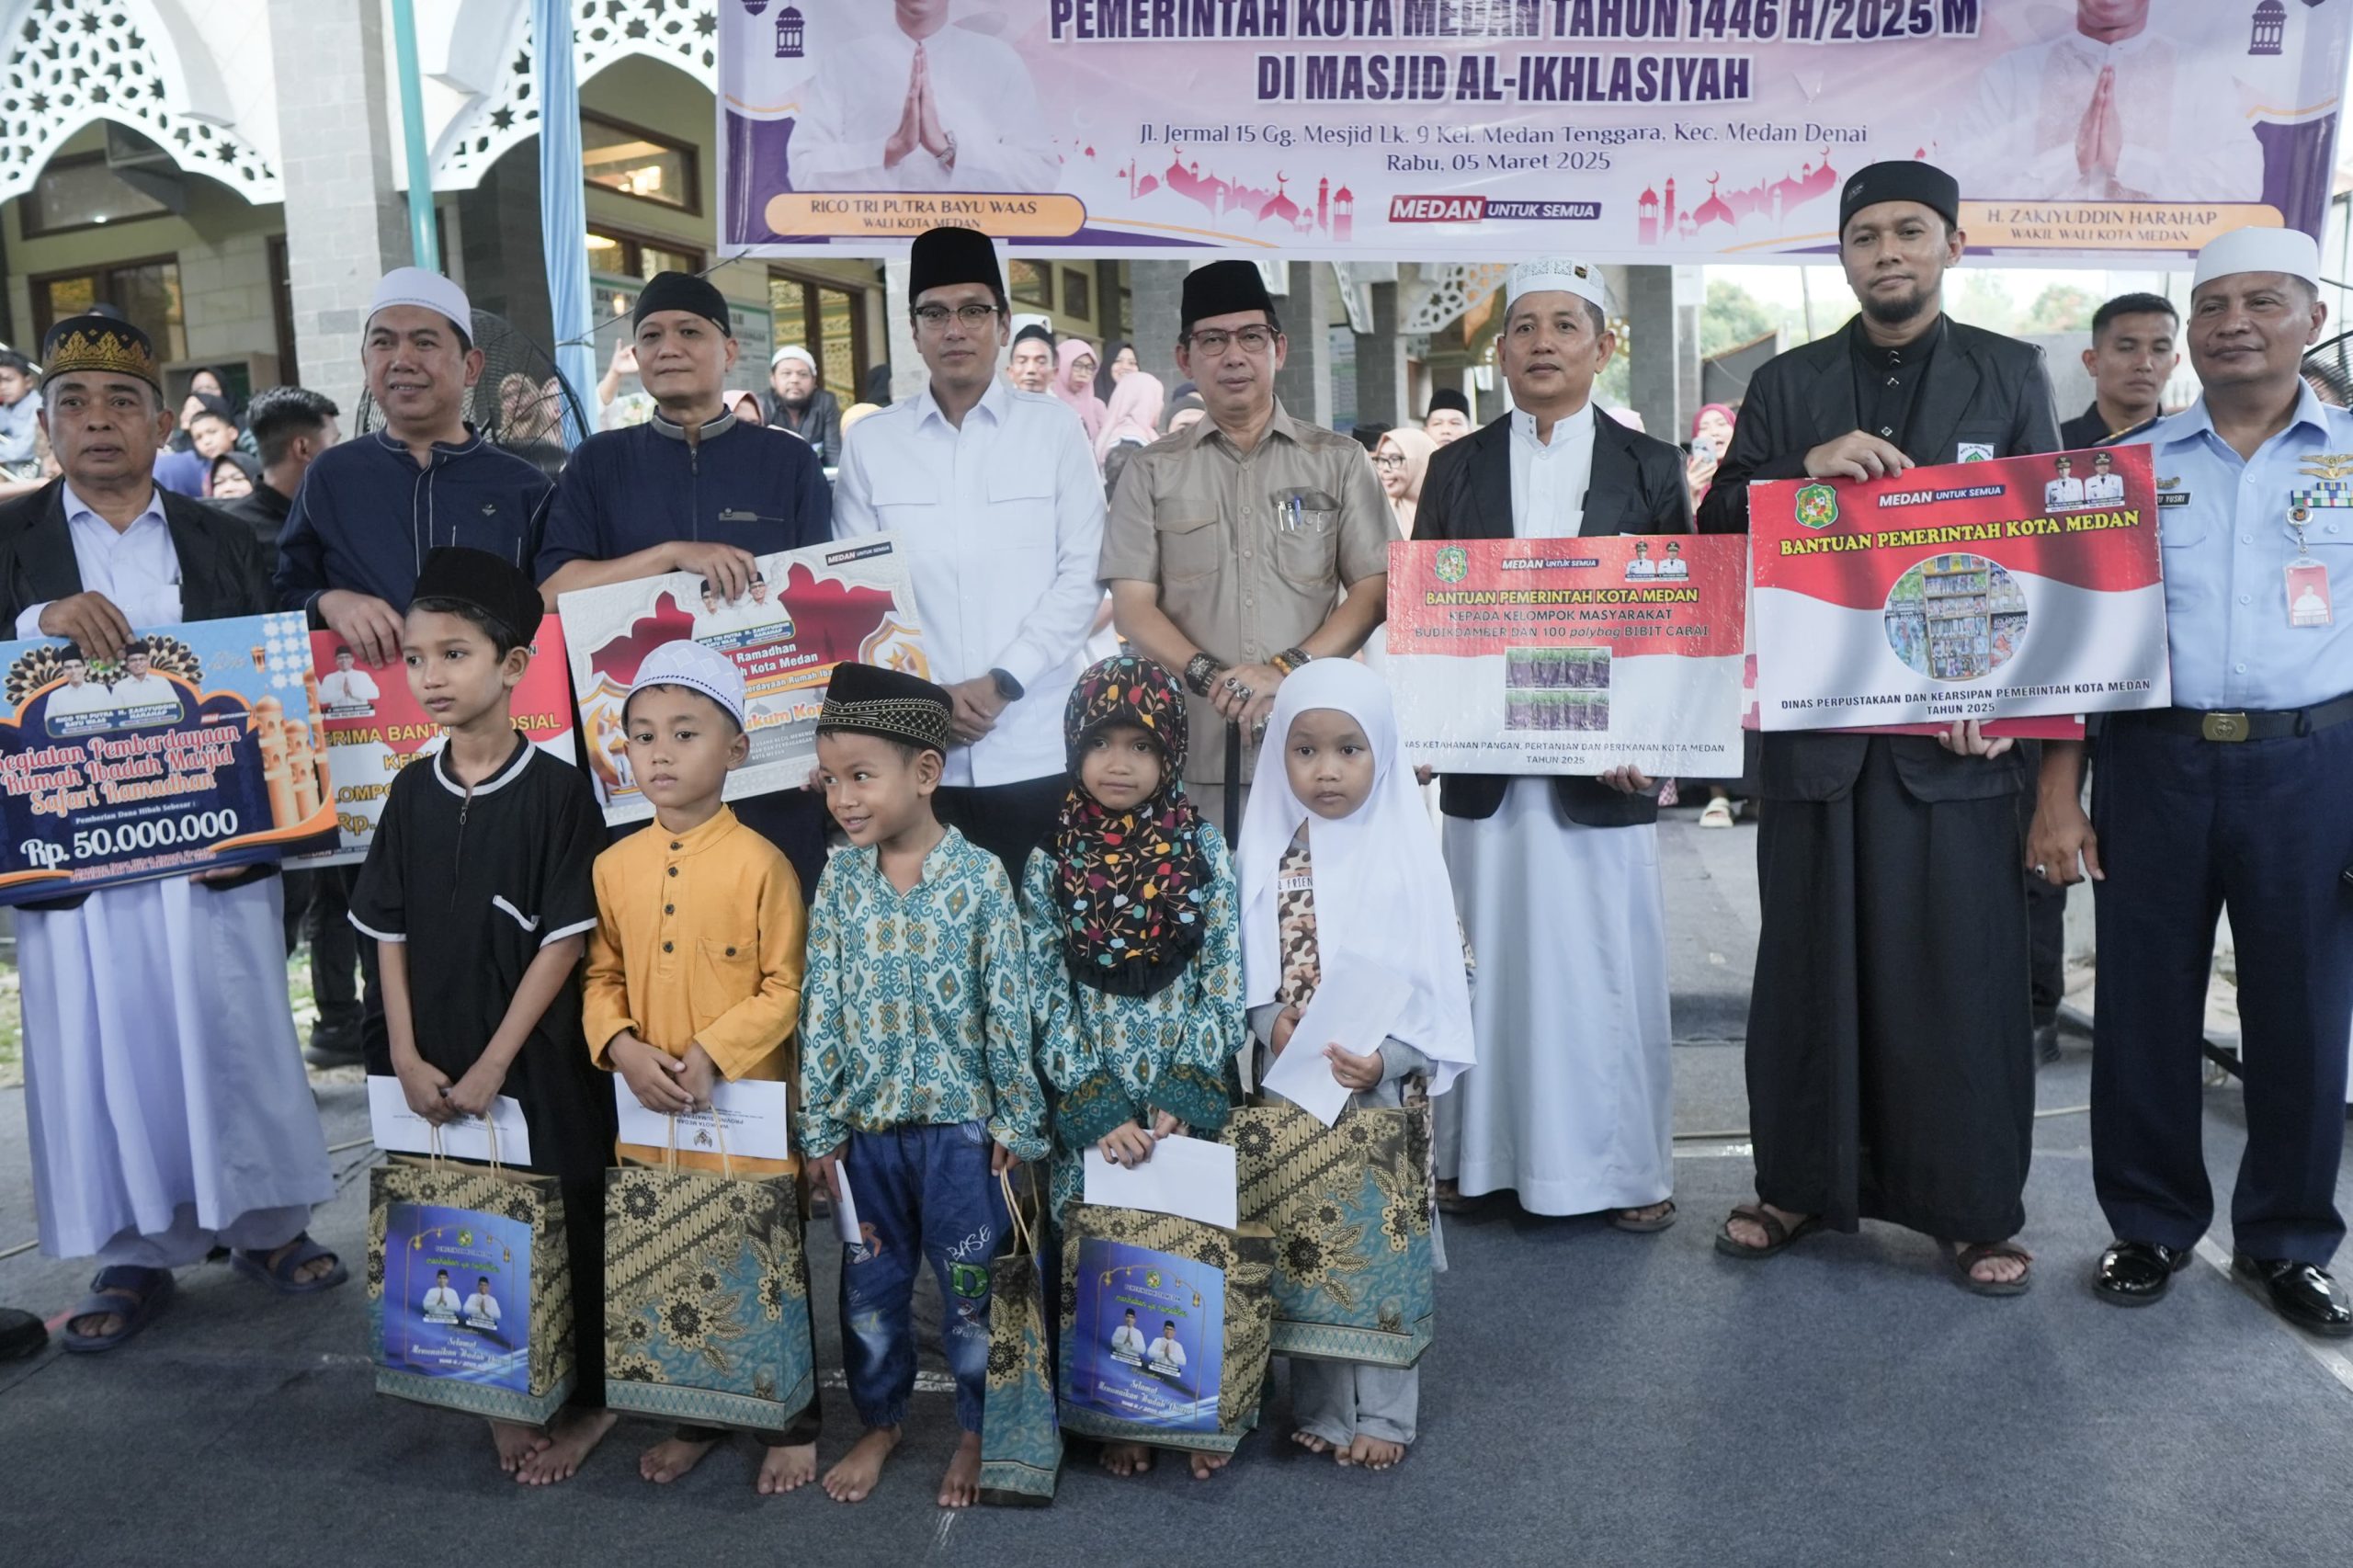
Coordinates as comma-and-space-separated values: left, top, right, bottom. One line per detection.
1290, 1429, 1333, 1455
517, 1408, 615, 1486
1336, 1434, 1405, 1471
938, 1429, 983, 1508
638, 1434, 719, 1484
757, 1441, 818, 1495
1097, 1440, 1155, 1477
489, 1419, 551, 1473
1188, 1450, 1230, 1481
823, 1426, 901, 1503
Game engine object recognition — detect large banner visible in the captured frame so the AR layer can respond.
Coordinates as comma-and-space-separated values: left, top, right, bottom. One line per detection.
1385, 535, 1745, 776
0, 612, 339, 904
298, 621, 579, 868
719, 2, 2348, 261
1749, 447, 2169, 730
556, 536, 927, 824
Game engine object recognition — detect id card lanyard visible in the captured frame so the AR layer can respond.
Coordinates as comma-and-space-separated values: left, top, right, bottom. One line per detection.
2286, 511, 2333, 628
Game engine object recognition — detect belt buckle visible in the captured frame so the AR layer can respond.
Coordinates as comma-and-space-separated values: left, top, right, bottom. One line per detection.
2200, 711, 2249, 743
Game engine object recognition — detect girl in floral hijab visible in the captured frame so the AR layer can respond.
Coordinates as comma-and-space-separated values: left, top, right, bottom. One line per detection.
1016, 654, 1245, 1477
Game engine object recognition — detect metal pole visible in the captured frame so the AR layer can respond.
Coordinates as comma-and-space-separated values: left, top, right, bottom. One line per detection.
390, 0, 439, 268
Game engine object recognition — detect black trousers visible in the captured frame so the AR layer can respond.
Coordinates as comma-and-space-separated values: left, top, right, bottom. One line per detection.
2090, 714, 2353, 1265
1746, 740, 2037, 1241
282, 867, 361, 1022
933, 773, 1070, 884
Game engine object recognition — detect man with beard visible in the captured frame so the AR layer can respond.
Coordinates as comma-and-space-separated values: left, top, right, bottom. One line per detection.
766, 346, 844, 466
1699, 160, 2061, 1294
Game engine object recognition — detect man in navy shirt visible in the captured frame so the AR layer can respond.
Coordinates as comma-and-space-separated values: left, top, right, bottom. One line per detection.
537, 270, 833, 891
275, 267, 551, 659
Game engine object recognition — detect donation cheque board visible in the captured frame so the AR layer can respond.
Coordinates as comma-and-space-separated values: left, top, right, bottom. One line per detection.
298, 619, 579, 868
0, 611, 339, 903
1385, 535, 1745, 777
557, 536, 927, 825
1749, 448, 2170, 731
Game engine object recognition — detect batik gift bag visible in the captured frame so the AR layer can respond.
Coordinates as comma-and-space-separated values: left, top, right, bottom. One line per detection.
978, 1169, 1061, 1505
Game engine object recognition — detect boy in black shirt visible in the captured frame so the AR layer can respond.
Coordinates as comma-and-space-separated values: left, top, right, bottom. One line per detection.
349, 547, 614, 1484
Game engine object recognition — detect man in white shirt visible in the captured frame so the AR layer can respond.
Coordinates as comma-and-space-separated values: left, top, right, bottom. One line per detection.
2082, 449, 2126, 504
1146, 1323, 1187, 1372
462, 1278, 501, 1328
834, 225, 1104, 875
1110, 1309, 1145, 1358
422, 1271, 460, 1317
790, 0, 1056, 194
1656, 540, 1691, 579
108, 642, 178, 717
2045, 455, 2086, 511
1625, 540, 1659, 578
1936, 1, 2261, 203
43, 655, 114, 721
318, 646, 381, 713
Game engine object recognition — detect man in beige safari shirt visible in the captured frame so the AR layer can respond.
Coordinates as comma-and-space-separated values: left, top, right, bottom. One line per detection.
1100, 261, 1393, 829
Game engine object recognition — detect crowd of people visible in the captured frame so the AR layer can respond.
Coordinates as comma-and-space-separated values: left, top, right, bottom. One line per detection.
0, 158, 2346, 1509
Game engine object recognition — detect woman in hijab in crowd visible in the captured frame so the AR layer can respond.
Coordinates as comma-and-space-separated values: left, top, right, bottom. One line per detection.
1374, 426, 1438, 534
1096, 370, 1165, 503
1685, 402, 1736, 509
725, 389, 767, 427
209, 450, 260, 502
1094, 341, 1139, 403
1052, 338, 1108, 449
1162, 390, 1207, 437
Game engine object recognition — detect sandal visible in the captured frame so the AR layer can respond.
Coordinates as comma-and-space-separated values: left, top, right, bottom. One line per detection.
61, 1266, 175, 1354
1951, 1241, 2034, 1298
1609, 1199, 1678, 1233
1713, 1204, 1822, 1260
229, 1233, 347, 1295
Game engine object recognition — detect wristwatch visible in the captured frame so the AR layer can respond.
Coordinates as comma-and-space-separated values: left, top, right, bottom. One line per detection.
989, 666, 1023, 702
1183, 652, 1227, 697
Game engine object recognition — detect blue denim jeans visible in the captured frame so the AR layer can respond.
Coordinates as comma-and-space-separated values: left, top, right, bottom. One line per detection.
837, 1120, 1008, 1433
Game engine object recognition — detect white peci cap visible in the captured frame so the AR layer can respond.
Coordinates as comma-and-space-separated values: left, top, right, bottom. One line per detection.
2190, 225, 2322, 292
1505, 257, 1608, 311
771, 345, 816, 370
368, 267, 473, 340
629, 639, 746, 729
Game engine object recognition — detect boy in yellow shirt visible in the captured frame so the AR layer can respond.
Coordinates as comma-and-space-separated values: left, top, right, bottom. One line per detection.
582, 640, 818, 1496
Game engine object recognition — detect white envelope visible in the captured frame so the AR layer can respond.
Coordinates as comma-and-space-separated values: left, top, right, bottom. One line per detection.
367, 1074, 533, 1165
611, 1077, 794, 1162
1084, 1134, 1239, 1231
1257, 968, 1413, 1127
830, 1160, 862, 1247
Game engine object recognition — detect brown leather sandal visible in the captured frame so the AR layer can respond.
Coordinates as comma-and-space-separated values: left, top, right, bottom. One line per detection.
1713, 1203, 1821, 1259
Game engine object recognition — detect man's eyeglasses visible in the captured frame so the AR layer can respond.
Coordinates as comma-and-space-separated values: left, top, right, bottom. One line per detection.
1186, 326, 1279, 357
914, 303, 1003, 330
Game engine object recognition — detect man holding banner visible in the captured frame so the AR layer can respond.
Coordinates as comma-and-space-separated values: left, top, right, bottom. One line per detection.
0, 316, 337, 1351
1410, 257, 1689, 1227
536, 270, 834, 891
1699, 161, 2060, 1293
2031, 226, 2353, 1336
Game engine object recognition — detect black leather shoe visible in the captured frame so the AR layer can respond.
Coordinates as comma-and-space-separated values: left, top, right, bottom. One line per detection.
2093, 1240, 2193, 1306
2034, 1022, 2061, 1067
2232, 1256, 2353, 1338
302, 1016, 364, 1070
0, 1305, 46, 1362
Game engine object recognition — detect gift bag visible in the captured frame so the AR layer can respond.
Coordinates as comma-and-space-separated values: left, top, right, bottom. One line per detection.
601, 1119, 816, 1432
977, 1169, 1061, 1506
1056, 1204, 1276, 1458
367, 1132, 574, 1425
1222, 1098, 1436, 1368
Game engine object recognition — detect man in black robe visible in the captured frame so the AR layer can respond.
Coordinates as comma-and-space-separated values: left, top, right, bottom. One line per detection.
1699, 160, 2060, 1293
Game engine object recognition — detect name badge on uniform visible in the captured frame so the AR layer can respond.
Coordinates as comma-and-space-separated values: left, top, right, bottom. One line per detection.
2287, 557, 2332, 627
2156, 475, 2188, 506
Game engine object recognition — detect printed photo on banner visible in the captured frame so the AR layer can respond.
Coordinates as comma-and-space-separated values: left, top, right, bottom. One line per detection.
1749, 447, 2171, 731
716, 2, 2350, 262
380, 1201, 532, 1392
0, 611, 339, 904
1063, 1237, 1224, 1435
1383, 536, 1745, 778
556, 535, 926, 825
293, 619, 578, 869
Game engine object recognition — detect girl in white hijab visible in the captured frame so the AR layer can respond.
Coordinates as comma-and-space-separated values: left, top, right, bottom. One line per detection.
1233, 658, 1472, 1472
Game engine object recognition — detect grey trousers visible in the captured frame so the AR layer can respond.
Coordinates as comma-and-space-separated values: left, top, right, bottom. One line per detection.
1291, 1358, 1418, 1446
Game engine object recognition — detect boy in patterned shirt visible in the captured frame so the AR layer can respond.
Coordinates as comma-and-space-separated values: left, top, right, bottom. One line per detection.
797, 662, 1049, 1510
